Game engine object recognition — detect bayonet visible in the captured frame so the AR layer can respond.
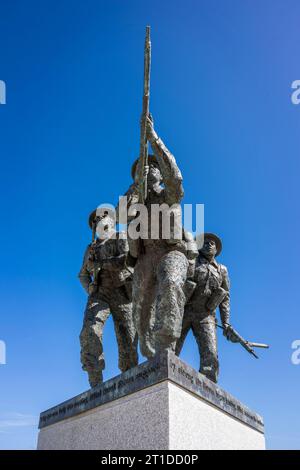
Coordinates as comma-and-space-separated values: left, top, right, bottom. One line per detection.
217, 324, 269, 359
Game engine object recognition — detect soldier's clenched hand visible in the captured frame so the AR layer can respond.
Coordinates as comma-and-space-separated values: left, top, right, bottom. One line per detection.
146, 115, 157, 141
223, 324, 238, 343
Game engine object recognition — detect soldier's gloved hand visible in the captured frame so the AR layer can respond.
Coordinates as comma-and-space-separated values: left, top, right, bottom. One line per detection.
223, 323, 232, 341
146, 115, 157, 142
144, 165, 149, 178
223, 323, 238, 343
88, 282, 97, 296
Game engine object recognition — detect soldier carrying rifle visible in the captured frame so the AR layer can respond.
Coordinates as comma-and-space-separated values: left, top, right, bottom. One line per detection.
176, 233, 268, 383
119, 27, 198, 358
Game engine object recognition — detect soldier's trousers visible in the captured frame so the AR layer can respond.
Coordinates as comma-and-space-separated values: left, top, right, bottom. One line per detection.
80, 288, 138, 387
132, 246, 189, 358
175, 307, 219, 383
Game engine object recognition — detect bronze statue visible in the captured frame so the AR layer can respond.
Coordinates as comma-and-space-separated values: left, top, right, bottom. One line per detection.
176, 233, 268, 382
120, 116, 198, 359
78, 210, 138, 387
78, 27, 268, 387
175, 233, 230, 383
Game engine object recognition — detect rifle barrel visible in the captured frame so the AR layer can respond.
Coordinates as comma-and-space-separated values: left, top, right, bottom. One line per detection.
139, 25, 151, 203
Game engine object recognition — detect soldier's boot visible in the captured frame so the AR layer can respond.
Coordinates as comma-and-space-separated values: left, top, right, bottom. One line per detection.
88, 369, 103, 388
200, 365, 218, 383
117, 336, 139, 372
200, 353, 219, 383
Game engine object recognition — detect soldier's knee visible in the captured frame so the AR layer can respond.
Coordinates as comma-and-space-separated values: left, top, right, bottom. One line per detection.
159, 276, 186, 296
167, 250, 189, 272
88, 370, 104, 388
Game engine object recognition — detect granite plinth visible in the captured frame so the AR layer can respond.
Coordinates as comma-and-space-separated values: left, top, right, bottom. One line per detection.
37, 351, 265, 450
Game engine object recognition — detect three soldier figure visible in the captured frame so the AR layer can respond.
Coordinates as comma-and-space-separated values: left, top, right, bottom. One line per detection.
78, 117, 232, 386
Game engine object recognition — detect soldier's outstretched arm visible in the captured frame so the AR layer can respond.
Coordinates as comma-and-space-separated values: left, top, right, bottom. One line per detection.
78, 245, 92, 293
146, 116, 184, 205
219, 265, 230, 326
219, 266, 240, 343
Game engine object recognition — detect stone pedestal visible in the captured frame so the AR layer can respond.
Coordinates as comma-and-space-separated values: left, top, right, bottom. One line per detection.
37, 351, 265, 450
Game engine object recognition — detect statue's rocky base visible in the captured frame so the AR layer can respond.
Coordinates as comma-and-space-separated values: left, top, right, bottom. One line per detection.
37, 351, 265, 450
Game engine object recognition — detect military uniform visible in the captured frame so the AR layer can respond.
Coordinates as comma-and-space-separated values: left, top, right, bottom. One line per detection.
175, 252, 230, 383
120, 134, 198, 358
79, 234, 138, 387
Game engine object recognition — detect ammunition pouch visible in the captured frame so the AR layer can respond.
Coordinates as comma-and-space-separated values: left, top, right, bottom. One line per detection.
206, 286, 227, 311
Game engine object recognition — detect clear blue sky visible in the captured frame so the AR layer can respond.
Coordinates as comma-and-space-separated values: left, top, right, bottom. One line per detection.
0, 0, 299, 450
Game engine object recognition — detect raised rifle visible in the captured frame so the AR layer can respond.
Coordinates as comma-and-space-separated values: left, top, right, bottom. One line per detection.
138, 25, 151, 204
